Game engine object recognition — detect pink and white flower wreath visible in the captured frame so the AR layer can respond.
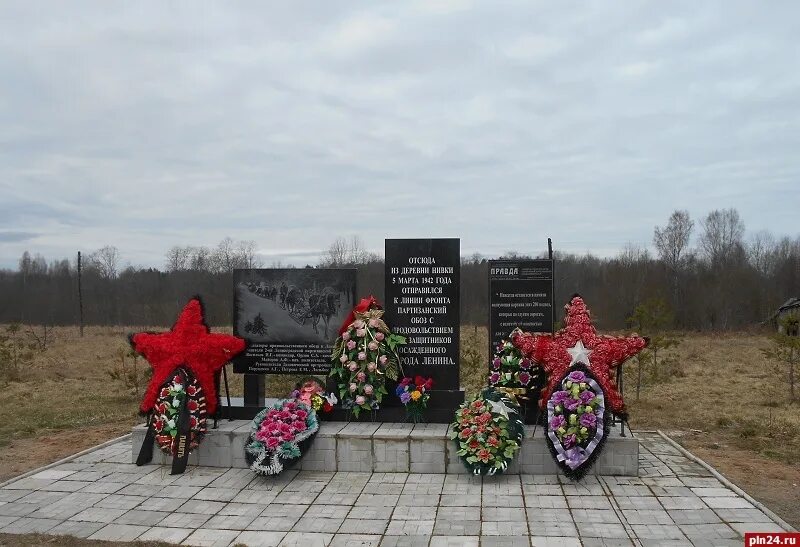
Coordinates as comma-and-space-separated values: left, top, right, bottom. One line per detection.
245, 398, 319, 476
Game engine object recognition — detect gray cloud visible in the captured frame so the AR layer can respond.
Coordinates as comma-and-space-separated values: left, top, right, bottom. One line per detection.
0, 231, 38, 243
0, 1, 798, 268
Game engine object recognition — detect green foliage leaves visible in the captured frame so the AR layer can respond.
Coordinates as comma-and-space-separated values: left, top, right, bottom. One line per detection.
629, 297, 677, 340
386, 333, 406, 352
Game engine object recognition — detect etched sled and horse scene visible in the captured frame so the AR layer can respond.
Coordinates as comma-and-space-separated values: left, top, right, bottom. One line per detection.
234, 268, 354, 344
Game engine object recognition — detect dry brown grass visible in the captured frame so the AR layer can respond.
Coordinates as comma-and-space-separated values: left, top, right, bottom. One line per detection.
625, 331, 800, 528
0, 326, 142, 443
0, 326, 141, 481
625, 332, 800, 464
3, 325, 797, 458
1, 325, 798, 527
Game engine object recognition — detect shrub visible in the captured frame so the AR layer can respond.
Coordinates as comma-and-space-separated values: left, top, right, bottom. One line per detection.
627, 298, 682, 397
763, 313, 799, 403
0, 324, 36, 382
106, 346, 150, 395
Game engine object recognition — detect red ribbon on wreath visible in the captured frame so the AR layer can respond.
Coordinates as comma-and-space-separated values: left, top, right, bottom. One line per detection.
338, 295, 382, 335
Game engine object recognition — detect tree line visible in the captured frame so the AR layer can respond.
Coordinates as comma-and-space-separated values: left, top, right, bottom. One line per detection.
1, 208, 797, 330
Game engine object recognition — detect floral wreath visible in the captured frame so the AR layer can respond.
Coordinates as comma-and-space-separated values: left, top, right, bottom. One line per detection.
546, 365, 609, 480
511, 295, 646, 419
449, 388, 524, 476
490, 329, 538, 390
511, 295, 647, 480
244, 398, 319, 476
329, 296, 405, 417
151, 368, 207, 458
130, 297, 245, 475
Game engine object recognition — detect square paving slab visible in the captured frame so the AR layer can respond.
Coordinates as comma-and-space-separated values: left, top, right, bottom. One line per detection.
0, 431, 792, 545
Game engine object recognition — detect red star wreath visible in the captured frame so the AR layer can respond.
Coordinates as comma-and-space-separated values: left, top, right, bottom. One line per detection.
512, 295, 647, 418
132, 298, 246, 416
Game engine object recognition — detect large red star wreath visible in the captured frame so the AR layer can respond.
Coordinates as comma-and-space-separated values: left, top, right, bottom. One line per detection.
131, 298, 246, 415
512, 295, 646, 417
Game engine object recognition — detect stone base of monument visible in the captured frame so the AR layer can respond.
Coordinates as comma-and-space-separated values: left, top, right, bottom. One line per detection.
321, 389, 466, 424
131, 420, 638, 476
221, 391, 466, 422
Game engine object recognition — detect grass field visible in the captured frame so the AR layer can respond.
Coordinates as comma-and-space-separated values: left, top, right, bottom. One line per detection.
1, 325, 798, 528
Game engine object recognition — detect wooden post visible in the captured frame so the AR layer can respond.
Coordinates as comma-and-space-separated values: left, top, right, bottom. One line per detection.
244, 374, 264, 407
78, 251, 84, 337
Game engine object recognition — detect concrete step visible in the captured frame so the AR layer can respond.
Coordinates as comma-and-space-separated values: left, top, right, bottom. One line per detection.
131, 420, 639, 476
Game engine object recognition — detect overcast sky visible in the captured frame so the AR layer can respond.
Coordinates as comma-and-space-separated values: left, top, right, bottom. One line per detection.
1, 1, 798, 269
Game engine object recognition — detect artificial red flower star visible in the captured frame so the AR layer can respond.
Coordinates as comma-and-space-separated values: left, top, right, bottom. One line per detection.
131, 298, 246, 415
512, 295, 647, 418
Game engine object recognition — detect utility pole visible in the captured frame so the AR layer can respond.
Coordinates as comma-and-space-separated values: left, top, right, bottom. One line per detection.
78, 251, 84, 337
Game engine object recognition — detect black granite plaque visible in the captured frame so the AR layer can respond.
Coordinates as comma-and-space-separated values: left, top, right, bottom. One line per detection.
488, 259, 553, 357
232, 268, 356, 374
385, 238, 460, 392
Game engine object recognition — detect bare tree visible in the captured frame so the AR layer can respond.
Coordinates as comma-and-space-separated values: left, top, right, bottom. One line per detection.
619, 243, 650, 266
188, 246, 212, 271
748, 230, 777, 276
31, 254, 47, 274
165, 246, 192, 272
501, 250, 533, 259
236, 240, 263, 269
48, 259, 71, 277
345, 235, 367, 264
465, 252, 484, 265
205, 238, 263, 272
321, 236, 377, 266
2, 209, 799, 331
211, 237, 237, 273
89, 246, 120, 280
653, 210, 693, 272
615, 243, 651, 314
322, 237, 349, 267
18, 252, 32, 276
699, 208, 745, 266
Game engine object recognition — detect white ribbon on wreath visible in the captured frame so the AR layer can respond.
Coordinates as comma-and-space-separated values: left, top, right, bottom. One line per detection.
245, 405, 320, 476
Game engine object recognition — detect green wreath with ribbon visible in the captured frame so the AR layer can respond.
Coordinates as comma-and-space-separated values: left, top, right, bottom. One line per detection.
449, 388, 524, 475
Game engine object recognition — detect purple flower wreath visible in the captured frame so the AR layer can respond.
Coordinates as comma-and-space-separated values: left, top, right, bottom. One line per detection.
545, 365, 609, 479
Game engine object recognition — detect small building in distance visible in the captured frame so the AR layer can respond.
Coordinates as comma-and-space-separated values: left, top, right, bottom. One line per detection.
770, 297, 800, 334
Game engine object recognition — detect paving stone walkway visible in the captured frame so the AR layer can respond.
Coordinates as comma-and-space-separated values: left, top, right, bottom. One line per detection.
0, 432, 790, 546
